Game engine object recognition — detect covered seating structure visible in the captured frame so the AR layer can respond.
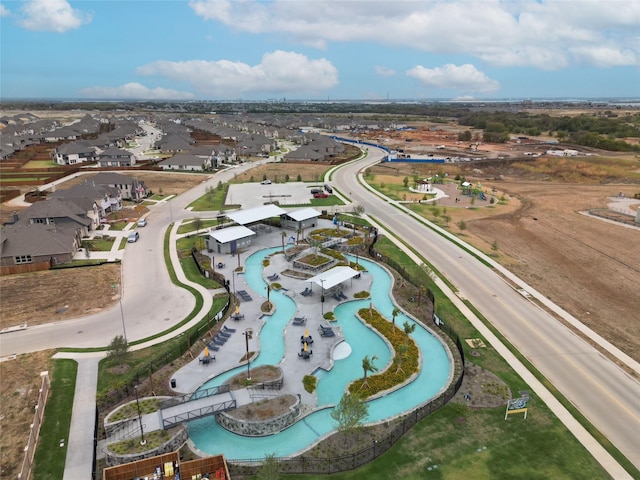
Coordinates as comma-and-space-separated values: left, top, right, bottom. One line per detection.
308, 266, 361, 300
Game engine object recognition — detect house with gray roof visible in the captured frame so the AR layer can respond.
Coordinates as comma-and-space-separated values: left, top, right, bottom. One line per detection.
89, 172, 147, 202
50, 182, 121, 225
97, 147, 136, 167
158, 154, 207, 171
52, 141, 97, 165
0, 222, 82, 269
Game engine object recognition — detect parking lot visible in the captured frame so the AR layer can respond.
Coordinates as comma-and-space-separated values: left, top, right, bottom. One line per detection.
227, 181, 328, 209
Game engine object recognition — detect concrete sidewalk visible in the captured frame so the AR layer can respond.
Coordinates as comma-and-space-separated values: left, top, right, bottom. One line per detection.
52, 352, 103, 480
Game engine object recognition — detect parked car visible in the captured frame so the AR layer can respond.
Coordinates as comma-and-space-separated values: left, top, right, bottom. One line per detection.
310, 188, 322, 194
324, 183, 333, 193
313, 192, 329, 198
137, 218, 147, 227
127, 231, 139, 243
261, 179, 272, 185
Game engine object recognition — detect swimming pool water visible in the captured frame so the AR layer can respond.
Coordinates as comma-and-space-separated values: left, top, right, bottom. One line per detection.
189, 248, 451, 459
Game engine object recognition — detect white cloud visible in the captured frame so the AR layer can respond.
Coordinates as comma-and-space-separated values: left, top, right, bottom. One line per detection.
407, 64, 500, 94
188, 0, 640, 69
375, 66, 396, 77
79, 83, 195, 100
18, 0, 91, 33
0, 4, 10, 17
137, 50, 339, 98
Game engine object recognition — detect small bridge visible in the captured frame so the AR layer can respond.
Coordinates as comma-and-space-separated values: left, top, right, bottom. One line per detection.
160, 384, 242, 430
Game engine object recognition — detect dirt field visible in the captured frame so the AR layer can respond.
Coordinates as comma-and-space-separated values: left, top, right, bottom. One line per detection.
0, 350, 55, 479
365, 157, 640, 366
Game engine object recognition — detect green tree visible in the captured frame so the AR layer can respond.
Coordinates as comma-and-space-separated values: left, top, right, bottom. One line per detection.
107, 335, 129, 365
457, 220, 467, 231
330, 392, 369, 432
256, 453, 279, 480
403, 176, 409, 187
403, 321, 416, 348
296, 174, 302, 181
361, 354, 379, 387
491, 240, 499, 253
391, 306, 401, 331
192, 216, 203, 233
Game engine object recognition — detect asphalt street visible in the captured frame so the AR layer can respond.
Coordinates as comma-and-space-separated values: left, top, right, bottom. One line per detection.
332, 147, 640, 470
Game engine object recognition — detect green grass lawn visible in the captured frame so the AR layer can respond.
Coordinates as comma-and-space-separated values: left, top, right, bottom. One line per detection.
281, 402, 607, 480
188, 184, 235, 211
82, 236, 115, 251
32, 359, 77, 480
177, 218, 219, 234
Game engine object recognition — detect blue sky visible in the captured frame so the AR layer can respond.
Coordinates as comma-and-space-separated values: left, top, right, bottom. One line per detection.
1, 0, 639, 101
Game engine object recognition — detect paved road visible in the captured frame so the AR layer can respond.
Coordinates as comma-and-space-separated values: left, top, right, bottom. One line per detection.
0, 163, 261, 356
332, 148, 640, 470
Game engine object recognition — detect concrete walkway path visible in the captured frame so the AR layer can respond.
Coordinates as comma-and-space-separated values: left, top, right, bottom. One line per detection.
53, 352, 103, 480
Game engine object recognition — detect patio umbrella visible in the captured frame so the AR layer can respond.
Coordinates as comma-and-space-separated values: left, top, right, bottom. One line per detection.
204, 346, 209, 357
303, 341, 308, 352
236, 305, 240, 315
305, 328, 309, 338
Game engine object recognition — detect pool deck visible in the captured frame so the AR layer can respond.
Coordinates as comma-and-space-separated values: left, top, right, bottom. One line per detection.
168, 217, 373, 417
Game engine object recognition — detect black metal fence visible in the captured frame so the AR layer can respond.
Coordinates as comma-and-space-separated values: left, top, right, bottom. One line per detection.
227, 232, 466, 476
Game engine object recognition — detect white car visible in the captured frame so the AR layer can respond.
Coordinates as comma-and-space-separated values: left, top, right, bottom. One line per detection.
137, 218, 147, 227
261, 179, 272, 185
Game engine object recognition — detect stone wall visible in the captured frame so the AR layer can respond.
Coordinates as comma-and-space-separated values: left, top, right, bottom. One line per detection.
103, 426, 188, 467
216, 396, 301, 437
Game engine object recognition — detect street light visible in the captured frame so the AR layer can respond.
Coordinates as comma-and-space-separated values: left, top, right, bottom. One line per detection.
320, 279, 326, 316
243, 328, 253, 380
134, 385, 146, 446
111, 264, 127, 342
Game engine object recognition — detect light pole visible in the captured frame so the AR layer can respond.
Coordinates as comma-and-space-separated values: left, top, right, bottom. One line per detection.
112, 265, 127, 342
320, 279, 325, 316
134, 385, 146, 445
243, 328, 253, 380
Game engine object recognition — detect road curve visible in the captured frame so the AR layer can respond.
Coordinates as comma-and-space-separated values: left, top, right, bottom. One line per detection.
332, 148, 640, 470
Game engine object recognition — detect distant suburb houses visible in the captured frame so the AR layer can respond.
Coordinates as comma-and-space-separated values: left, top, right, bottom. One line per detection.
0, 173, 145, 274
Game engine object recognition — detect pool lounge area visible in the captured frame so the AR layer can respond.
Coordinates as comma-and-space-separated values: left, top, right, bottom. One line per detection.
185, 246, 453, 460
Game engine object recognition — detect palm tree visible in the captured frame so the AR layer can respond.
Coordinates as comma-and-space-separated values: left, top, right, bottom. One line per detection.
391, 307, 401, 331
396, 344, 408, 373
403, 321, 416, 348
361, 355, 378, 388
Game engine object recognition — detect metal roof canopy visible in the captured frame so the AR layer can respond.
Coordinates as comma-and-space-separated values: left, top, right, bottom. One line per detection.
226, 204, 287, 225
308, 266, 360, 290
283, 207, 320, 222
207, 225, 256, 243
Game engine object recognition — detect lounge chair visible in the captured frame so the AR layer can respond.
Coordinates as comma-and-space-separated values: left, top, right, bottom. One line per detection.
292, 316, 307, 326
223, 325, 236, 333
218, 331, 231, 338
212, 339, 226, 346
268, 273, 280, 281
207, 343, 220, 352
319, 325, 335, 337
300, 287, 311, 296
332, 292, 341, 301
339, 291, 348, 300
214, 335, 228, 343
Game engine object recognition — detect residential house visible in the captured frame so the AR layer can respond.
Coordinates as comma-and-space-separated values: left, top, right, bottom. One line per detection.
97, 147, 136, 167
90, 172, 147, 202
50, 182, 121, 224
158, 154, 207, 171
52, 141, 97, 165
